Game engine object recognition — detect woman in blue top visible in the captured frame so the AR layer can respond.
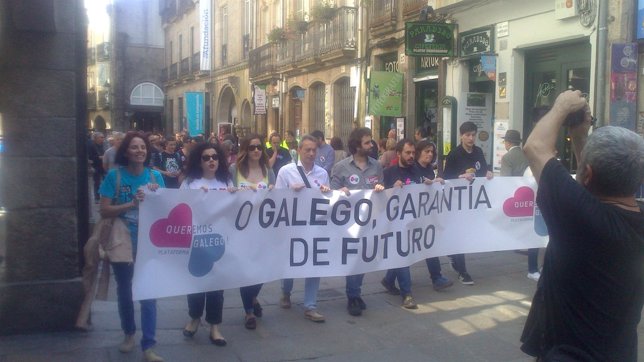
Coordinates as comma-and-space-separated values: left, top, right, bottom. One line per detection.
180, 142, 233, 346
98, 132, 165, 362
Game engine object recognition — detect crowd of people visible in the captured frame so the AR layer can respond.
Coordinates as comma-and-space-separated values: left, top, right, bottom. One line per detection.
89, 90, 644, 362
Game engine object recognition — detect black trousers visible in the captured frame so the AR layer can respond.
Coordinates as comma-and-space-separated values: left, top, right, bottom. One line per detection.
187, 290, 224, 325
449, 253, 468, 274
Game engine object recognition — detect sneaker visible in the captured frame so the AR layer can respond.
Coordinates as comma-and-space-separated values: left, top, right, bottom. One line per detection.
347, 298, 362, 316
118, 334, 135, 353
143, 348, 164, 362
432, 276, 454, 291
458, 272, 474, 285
304, 309, 325, 323
380, 278, 400, 295
356, 296, 367, 310
402, 295, 418, 309
527, 271, 541, 282
280, 294, 291, 309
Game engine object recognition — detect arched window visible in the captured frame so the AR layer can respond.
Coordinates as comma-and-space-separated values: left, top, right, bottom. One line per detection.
130, 82, 164, 106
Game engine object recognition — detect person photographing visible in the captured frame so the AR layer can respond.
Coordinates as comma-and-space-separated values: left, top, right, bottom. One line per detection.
520, 90, 644, 361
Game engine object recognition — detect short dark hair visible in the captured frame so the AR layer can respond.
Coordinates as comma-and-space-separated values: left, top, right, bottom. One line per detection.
415, 127, 429, 138
184, 142, 231, 183
395, 139, 415, 153
115, 131, 152, 166
347, 127, 372, 155
459, 121, 477, 135
311, 130, 325, 140
330, 136, 344, 151
415, 140, 437, 164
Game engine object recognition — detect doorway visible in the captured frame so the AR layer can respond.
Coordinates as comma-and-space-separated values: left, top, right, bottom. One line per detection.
524, 42, 591, 172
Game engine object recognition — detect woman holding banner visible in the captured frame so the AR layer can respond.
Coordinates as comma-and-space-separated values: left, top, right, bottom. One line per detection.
180, 142, 233, 346
229, 134, 276, 329
98, 132, 165, 362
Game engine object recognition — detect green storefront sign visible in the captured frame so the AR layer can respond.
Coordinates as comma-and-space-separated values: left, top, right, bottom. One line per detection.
368, 71, 403, 117
405, 22, 456, 57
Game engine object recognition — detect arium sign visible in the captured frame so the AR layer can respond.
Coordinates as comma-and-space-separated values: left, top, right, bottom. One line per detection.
405, 22, 456, 57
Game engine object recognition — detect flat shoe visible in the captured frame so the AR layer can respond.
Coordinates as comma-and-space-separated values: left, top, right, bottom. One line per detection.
209, 335, 227, 346
244, 316, 256, 330
182, 318, 200, 337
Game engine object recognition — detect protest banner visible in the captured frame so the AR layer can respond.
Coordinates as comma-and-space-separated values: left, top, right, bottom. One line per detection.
133, 177, 546, 300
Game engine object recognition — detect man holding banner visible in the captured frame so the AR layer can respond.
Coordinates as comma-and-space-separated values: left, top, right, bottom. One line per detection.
520, 90, 644, 361
331, 128, 384, 316
275, 135, 331, 323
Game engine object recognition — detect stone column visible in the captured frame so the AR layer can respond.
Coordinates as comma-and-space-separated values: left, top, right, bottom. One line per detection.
0, 0, 87, 334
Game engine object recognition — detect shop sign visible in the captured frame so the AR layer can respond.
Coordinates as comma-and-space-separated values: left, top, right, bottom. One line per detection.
417, 56, 441, 72
368, 71, 404, 117
460, 27, 493, 57
405, 22, 456, 57
469, 56, 496, 82
272, 96, 280, 109
185, 92, 205, 136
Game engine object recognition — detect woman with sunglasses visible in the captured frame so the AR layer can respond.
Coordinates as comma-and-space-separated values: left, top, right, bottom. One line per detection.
229, 134, 275, 329
98, 132, 165, 362
180, 142, 233, 346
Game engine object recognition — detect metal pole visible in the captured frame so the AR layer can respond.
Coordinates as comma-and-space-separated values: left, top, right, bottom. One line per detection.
595, 0, 608, 127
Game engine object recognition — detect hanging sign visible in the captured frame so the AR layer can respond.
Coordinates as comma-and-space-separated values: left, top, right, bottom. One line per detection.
460, 27, 494, 57
405, 22, 456, 57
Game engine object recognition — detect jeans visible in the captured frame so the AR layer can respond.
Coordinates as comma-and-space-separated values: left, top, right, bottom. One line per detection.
187, 290, 224, 325
345, 274, 365, 298
449, 254, 468, 274
384, 267, 412, 296
239, 284, 263, 314
425, 257, 444, 281
112, 262, 157, 351
528, 248, 539, 273
281, 277, 321, 310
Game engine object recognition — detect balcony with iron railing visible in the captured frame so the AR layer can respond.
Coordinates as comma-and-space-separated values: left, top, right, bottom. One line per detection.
160, 0, 177, 23
249, 42, 278, 80
276, 6, 357, 69
169, 62, 178, 80
191, 52, 200, 72
180, 57, 189, 76
161, 67, 168, 83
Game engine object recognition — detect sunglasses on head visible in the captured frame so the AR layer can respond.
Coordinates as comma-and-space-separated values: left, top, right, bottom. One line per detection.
201, 154, 218, 161
248, 145, 263, 151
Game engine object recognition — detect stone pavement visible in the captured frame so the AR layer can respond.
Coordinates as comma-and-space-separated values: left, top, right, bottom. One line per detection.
2, 250, 643, 362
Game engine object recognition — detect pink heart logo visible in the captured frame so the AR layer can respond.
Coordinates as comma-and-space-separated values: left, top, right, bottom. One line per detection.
503, 187, 535, 217
149, 203, 193, 248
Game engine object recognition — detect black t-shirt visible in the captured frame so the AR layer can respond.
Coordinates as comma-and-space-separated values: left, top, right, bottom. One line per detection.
267, 147, 292, 176
520, 158, 644, 361
443, 144, 490, 179
413, 163, 435, 182
383, 164, 417, 188
158, 151, 183, 189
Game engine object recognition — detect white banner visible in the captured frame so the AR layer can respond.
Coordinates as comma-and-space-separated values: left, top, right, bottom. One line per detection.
199, 0, 211, 71
133, 178, 548, 300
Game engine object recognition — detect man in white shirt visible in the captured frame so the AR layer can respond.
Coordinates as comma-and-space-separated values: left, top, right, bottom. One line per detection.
275, 134, 331, 323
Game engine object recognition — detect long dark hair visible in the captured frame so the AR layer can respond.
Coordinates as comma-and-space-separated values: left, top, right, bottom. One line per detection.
236, 133, 268, 178
115, 131, 152, 166
184, 142, 231, 183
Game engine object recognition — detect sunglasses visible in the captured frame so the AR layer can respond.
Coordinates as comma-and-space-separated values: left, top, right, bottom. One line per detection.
248, 145, 263, 151
201, 154, 218, 161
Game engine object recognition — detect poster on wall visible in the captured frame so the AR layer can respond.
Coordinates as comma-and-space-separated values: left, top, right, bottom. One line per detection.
185, 92, 205, 136
492, 120, 509, 173
457, 92, 493, 164
609, 43, 638, 130
368, 71, 403, 117
253, 85, 267, 115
